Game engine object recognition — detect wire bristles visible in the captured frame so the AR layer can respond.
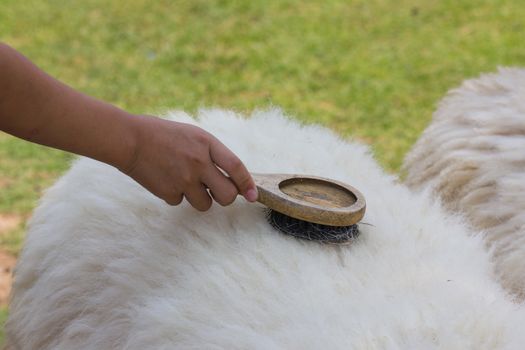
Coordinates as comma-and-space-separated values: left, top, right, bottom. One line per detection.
266, 209, 360, 244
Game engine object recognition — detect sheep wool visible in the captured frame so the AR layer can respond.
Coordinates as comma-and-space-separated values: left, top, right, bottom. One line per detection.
6, 109, 525, 349
404, 68, 525, 298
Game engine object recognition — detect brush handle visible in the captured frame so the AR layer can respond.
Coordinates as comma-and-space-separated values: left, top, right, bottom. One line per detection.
252, 173, 366, 226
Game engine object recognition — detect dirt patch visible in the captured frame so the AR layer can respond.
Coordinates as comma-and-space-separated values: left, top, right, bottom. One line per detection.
0, 214, 22, 236
0, 250, 16, 306
0, 214, 22, 306
0, 177, 13, 190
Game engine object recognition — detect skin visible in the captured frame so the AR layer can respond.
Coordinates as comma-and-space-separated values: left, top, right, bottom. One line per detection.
0, 43, 258, 210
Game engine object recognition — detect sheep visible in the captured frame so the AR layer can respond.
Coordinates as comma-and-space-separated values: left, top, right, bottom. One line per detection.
6, 108, 525, 349
403, 68, 525, 299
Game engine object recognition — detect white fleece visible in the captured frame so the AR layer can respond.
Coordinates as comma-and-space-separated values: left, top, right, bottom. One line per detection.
6, 108, 525, 349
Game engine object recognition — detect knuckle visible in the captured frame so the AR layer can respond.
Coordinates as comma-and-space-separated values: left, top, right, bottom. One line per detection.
178, 173, 193, 187
215, 197, 229, 207
226, 187, 239, 205
195, 199, 212, 212
188, 153, 206, 166
216, 187, 238, 207
193, 129, 210, 145
164, 194, 183, 206
173, 195, 184, 205
187, 191, 212, 211
220, 196, 236, 207
164, 198, 177, 206
195, 130, 209, 144
227, 157, 243, 171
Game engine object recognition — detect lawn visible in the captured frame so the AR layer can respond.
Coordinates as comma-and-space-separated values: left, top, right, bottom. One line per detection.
1, 0, 524, 344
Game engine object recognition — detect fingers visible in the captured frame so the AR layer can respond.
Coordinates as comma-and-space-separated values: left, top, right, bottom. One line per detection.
202, 165, 239, 206
184, 184, 212, 211
164, 192, 184, 206
209, 138, 258, 202
171, 164, 240, 210
138, 122, 256, 210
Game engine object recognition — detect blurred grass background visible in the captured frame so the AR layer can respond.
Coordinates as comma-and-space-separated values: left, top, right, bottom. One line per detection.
1, 0, 524, 344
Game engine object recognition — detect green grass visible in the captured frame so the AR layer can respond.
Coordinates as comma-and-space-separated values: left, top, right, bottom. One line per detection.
0, 136, 72, 215
1, 0, 525, 344
2, 0, 524, 172
0, 307, 7, 343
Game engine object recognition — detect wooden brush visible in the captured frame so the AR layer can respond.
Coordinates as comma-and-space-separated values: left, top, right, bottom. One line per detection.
252, 173, 366, 244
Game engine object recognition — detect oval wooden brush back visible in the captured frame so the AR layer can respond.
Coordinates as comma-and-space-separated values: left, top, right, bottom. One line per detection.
253, 173, 366, 227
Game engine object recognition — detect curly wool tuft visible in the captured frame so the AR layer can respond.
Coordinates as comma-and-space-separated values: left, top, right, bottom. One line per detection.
404, 67, 525, 298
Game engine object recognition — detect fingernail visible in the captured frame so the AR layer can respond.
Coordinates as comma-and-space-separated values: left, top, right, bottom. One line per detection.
245, 188, 258, 202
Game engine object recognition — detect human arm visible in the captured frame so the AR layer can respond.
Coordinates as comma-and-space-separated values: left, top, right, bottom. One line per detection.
0, 43, 258, 210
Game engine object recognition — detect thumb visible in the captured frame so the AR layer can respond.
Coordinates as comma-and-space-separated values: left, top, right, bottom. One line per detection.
209, 138, 258, 202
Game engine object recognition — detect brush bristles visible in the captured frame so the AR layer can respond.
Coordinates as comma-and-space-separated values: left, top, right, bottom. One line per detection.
265, 209, 360, 244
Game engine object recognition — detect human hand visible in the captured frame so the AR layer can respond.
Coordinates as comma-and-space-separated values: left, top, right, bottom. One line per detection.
120, 115, 258, 211
0, 42, 256, 210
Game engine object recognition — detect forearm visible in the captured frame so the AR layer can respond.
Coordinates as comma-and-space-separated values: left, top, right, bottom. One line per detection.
0, 43, 258, 208
0, 43, 136, 170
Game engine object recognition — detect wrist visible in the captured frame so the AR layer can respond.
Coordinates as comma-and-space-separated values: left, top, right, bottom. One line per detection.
113, 112, 144, 175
